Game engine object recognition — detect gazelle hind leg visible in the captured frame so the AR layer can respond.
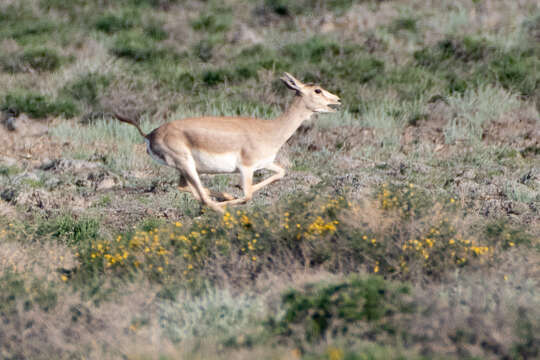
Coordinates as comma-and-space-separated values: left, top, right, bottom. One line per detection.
178, 175, 234, 201
175, 159, 224, 213
178, 175, 200, 200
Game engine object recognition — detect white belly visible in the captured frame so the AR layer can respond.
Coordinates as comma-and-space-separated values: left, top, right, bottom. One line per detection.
254, 155, 276, 171
192, 149, 238, 174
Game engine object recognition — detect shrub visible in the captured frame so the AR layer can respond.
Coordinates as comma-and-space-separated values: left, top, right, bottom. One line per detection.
59, 72, 111, 106
266, 275, 413, 345
377, 66, 438, 101
483, 219, 532, 250
172, 72, 195, 91
193, 39, 214, 62
341, 184, 501, 278
2, 47, 62, 72
414, 37, 492, 68
5, 20, 56, 42
263, 0, 355, 16
144, 21, 167, 41
482, 51, 539, 97
66, 186, 531, 285
390, 16, 418, 33
128, 0, 181, 9
282, 37, 342, 64
94, 12, 139, 34
324, 56, 384, 84
1, 92, 78, 118
139, 217, 164, 232
110, 32, 177, 62
413, 36, 539, 96
71, 194, 347, 282
191, 13, 231, 33
0, 272, 58, 315
202, 68, 230, 86
39, 0, 86, 12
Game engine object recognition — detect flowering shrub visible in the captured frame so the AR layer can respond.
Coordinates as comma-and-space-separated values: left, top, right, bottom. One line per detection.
343, 184, 501, 278
67, 185, 532, 285
74, 194, 348, 283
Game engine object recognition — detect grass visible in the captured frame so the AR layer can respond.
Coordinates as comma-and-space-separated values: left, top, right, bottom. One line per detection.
0, 0, 538, 358
1, 91, 78, 118
444, 84, 520, 143
36, 214, 100, 245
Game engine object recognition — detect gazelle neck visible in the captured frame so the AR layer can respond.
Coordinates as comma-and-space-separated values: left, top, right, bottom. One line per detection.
270, 95, 314, 147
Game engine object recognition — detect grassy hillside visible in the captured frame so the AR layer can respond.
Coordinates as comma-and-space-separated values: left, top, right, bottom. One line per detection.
0, 0, 539, 359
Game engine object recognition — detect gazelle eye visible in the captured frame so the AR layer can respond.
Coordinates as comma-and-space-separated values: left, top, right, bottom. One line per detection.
314, 89, 322, 94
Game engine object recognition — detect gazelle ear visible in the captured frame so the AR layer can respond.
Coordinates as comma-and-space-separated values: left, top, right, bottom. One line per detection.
280, 72, 303, 92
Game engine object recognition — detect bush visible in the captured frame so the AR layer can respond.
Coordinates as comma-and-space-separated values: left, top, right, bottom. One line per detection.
483, 51, 539, 97
111, 32, 177, 62
483, 219, 532, 250
0, 272, 58, 315
5, 20, 56, 42
2, 47, 62, 72
1, 92, 78, 118
66, 185, 533, 286
128, 0, 181, 9
139, 217, 165, 232
39, 0, 86, 12
266, 275, 413, 345
390, 16, 418, 33
414, 37, 493, 68
191, 13, 231, 33
202, 68, 230, 86
324, 56, 384, 84
413, 36, 539, 96
95, 12, 139, 34
172, 72, 195, 91
282, 37, 343, 64
59, 72, 111, 106
193, 39, 214, 62
144, 21, 168, 41
263, 0, 355, 16
70, 194, 347, 282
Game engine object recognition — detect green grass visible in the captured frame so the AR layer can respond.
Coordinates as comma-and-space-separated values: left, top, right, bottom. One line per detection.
36, 214, 100, 245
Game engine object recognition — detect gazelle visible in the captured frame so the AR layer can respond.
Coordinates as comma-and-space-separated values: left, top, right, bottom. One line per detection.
114, 72, 341, 213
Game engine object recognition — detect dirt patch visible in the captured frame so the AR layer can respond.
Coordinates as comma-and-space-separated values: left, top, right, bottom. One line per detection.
401, 101, 448, 149
289, 124, 377, 153
0, 115, 64, 167
482, 108, 540, 149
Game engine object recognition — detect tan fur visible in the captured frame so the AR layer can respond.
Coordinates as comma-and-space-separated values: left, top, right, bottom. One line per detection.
115, 73, 341, 213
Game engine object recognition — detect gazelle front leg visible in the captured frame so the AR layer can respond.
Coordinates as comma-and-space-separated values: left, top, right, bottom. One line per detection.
251, 163, 285, 193
216, 163, 285, 208
216, 166, 254, 207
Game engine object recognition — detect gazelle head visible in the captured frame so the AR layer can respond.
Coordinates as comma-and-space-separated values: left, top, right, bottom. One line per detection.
280, 72, 341, 113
